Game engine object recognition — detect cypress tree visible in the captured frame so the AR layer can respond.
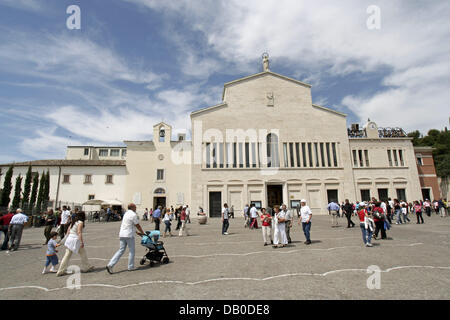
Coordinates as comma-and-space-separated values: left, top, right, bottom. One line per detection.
30, 172, 39, 212
36, 172, 45, 213
11, 175, 23, 211
22, 165, 32, 211
42, 170, 50, 211
0, 166, 14, 209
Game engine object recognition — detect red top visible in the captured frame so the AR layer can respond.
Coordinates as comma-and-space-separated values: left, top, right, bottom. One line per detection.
180, 210, 186, 221
260, 214, 272, 227
0, 213, 14, 226
358, 209, 367, 223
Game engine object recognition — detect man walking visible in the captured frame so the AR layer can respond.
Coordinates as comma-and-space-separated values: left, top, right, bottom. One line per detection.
152, 206, 162, 230
299, 200, 312, 245
281, 204, 292, 243
185, 205, 191, 223
222, 203, 230, 235
249, 203, 259, 229
343, 199, 355, 228
106, 203, 145, 274
327, 200, 340, 227
59, 206, 71, 241
8, 209, 29, 251
178, 206, 189, 236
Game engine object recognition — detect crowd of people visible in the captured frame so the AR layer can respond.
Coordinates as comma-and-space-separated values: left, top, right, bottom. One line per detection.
0, 196, 448, 276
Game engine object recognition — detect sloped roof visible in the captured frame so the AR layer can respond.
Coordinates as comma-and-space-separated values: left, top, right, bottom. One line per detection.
0, 160, 126, 167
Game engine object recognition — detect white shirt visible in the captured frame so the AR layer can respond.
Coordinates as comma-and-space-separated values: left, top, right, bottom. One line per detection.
283, 210, 292, 221
276, 211, 286, 225
10, 213, 28, 225
380, 202, 387, 213
119, 210, 139, 238
186, 207, 190, 216
61, 210, 71, 225
300, 206, 312, 223
222, 207, 229, 220
250, 207, 258, 218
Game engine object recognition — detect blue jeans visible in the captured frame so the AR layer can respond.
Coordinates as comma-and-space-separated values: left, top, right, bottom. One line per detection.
108, 237, 136, 270
164, 220, 171, 233
45, 255, 59, 267
360, 223, 373, 244
302, 222, 311, 241
395, 209, 403, 224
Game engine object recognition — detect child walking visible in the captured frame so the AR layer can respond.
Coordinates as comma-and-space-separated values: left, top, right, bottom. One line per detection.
43, 231, 60, 274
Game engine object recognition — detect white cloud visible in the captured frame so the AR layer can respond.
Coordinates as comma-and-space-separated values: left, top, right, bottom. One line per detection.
0, 0, 42, 12
125, 0, 450, 132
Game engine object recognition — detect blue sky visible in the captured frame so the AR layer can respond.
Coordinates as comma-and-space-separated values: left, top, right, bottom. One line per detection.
0, 0, 449, 163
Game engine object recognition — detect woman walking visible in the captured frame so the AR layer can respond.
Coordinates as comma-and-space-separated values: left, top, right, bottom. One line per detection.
163, 208, 173, 237
394, 199, 403, 225
358, 202, 374, 247
373, 202, 387, 240
414, 201, 424, 224
260, 208, 272, 246
56, 211, 94, 276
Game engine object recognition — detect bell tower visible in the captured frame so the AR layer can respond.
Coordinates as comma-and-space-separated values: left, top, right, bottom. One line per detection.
153, 122, 172, 146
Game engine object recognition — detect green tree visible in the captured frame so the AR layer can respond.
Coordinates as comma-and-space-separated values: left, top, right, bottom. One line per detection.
30, 172, 39, 212
0, 166, 14, 208
42, 170, 50, 211
11, 175, 23, 210
22, 165, 32, 211
35, 172, 46, 213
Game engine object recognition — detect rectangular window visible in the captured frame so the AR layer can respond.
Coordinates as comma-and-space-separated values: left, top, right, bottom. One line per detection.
396, 189, 406, 201
205, 143, 211, 168
393, 149, 399, 166
332, 143, 338, 167
358, 150, 364, 167
245, 142, 250, 168
353, 150, 358, 167
360, 190, 370, 202
314, 143, 319, 167
99, 149, 108, 157
225, 143, 230, 168
233, 143, 237, 168
320, 143, 325, 167
399, 150, 404, 166
106, 175, 113, 184
157, 169, 164, 181
326, 143, 332, 167
212, 143, 217, 168
295, 143, 300, 168
289, 143, 295, 168
283, 143, 288, 167
84, 148, 89, 156
88, 195, 95, 200
302, 143, 307, 167
239, 143, 244, 168
364, 150, 370, 167
219, 143, 224, 169
251, 143, 257, 168
378, 188, 389, 202
307, 143, 313, 167
122, 149, 127, 157
63, 174, 70, 184
110, 149, 120, 157
417, 156, 423, 166
387, 150, 393, 167
84, 174, 92, 184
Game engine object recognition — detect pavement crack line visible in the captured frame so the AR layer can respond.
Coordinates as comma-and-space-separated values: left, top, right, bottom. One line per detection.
0, 265, 449, 293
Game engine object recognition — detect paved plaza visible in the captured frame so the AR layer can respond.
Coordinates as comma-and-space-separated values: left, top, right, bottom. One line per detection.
0, 214, 449, 300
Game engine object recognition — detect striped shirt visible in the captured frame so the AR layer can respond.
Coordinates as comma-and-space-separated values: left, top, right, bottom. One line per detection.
10, 213, 29, 225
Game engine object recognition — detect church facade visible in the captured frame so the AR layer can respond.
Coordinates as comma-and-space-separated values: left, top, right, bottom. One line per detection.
0, 60, 425, 216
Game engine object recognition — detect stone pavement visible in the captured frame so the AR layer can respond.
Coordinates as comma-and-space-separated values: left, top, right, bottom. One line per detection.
0, 213, 449, 300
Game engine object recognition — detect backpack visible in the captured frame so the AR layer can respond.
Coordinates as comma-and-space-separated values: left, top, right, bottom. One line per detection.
373, 207, 385, 219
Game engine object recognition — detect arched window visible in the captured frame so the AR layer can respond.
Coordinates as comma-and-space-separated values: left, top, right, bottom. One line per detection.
267, 133, 279, 167
154, 188, 165, 194
159, 127, 165, 142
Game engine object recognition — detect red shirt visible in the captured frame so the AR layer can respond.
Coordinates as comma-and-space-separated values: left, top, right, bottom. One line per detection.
260, 214, 272, 227
0, 213, 14, 226
180, 210, 186, 221
358, 209, 367, 223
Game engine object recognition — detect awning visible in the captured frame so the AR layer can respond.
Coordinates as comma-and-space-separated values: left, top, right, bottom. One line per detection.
101, 200, 122, 206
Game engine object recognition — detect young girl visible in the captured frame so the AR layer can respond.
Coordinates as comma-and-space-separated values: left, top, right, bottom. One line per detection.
358, 203, 373, 247
42, 231, 60, 274
260, 208, 272, 246
163, 208, 173, 237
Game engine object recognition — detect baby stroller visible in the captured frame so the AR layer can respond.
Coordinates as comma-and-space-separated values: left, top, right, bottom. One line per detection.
140, 230, 170, 267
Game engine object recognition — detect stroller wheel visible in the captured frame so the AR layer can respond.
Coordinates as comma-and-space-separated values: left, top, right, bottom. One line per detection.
140, 258, 146, 266
162, 257, 169, 264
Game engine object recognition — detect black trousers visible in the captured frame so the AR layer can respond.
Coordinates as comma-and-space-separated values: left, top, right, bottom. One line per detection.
222, 220, 229, 234
345, 212, 355, 227
154, 218, 160, 231
1, 226, 9, 250
374, 220, 386, 239
416, 211, 424, 224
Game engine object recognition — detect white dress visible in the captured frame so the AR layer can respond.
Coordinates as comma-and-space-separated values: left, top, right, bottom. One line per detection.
273, 212, 288, 245
64, 221, 82, 254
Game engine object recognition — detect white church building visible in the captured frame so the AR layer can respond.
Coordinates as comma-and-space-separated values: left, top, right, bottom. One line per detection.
0, 57, 422, 216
